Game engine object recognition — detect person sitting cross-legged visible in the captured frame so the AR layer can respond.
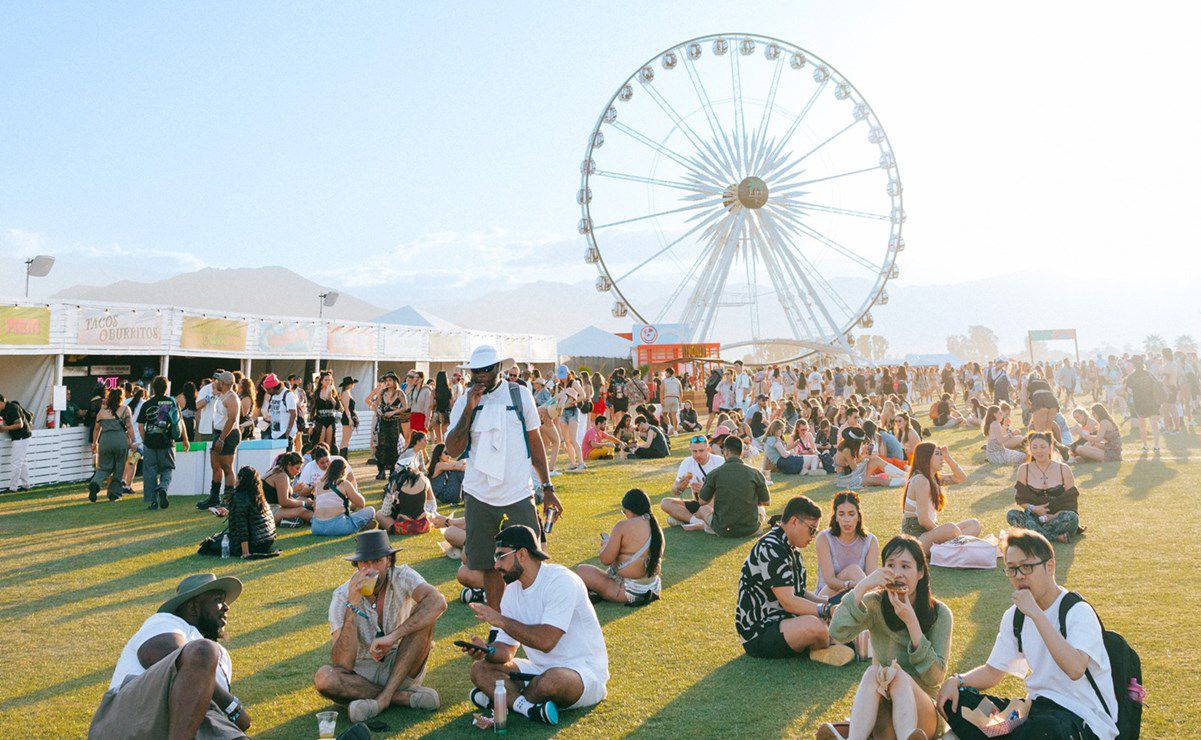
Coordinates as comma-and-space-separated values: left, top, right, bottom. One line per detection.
1006, 432, 1083, 544
684, 435, 769, 537
935, 529, 1120, 740
463, 525, 610, 726
735, 496, 854, 666
575, 488, 664, 606
88, 574, 251, 739
660, 434, 725, 526
581, 415, 625, 461
313, 530, 447, 723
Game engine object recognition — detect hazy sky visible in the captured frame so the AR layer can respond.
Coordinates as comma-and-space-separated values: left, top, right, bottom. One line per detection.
2, 2, 1199, 315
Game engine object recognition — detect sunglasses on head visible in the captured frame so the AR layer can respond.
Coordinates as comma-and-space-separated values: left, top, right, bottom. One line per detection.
690, 435, 707, 444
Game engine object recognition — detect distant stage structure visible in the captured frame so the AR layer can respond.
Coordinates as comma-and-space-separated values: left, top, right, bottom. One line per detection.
578, 33, 903, 363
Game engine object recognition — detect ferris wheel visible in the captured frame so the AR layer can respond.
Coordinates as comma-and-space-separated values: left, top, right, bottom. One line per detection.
578, 33, 903, 361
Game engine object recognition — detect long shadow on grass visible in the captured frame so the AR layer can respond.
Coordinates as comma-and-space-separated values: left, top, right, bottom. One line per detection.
1121, 457, 1178, 500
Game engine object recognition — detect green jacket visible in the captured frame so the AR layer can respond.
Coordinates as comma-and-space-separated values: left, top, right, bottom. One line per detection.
829, 591, 952, 697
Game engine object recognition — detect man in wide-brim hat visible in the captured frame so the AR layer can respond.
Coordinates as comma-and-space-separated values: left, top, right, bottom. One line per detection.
313, 530, 447, 723
88, 573, 250, 739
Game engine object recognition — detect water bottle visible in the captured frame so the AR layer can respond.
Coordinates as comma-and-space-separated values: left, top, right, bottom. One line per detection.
220, 533, 230, 559
492, 679, 508, 734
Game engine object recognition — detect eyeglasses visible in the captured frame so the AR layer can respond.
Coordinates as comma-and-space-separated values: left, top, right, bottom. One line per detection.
1003, 558, 1050, 577
493, 549, 517, 563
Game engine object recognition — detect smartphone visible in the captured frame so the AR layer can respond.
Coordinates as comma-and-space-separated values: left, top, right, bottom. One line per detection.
453, 640, 494, 655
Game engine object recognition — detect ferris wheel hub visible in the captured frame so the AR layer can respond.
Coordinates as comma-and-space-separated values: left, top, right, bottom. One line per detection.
736, 176, 769, 209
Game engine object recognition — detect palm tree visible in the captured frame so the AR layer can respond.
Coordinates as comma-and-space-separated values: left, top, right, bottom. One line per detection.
1143, 334, 1167, 354
1175, 335, 1197, 354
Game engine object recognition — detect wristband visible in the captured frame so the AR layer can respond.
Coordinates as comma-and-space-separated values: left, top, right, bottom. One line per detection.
956, 673, 965, 690
345, 601, 370, 620
541, 482, 554, 491
223, 697, 240, 718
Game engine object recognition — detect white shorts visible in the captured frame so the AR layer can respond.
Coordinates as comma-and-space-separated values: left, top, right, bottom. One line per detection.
510, 658, 607, 710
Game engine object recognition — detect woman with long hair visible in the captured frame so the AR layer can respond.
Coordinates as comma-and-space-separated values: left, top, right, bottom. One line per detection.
819, 535, 951, 740
790, 418, 824, 474
368, 372, 405, 480
311, 458, 375, 536
237, 378, 258, 441
376, 464, 436, 535
431, 370, 452, 444
815, 490, 880, 599
261, 451, 310, 526
87, 387, 135, 503
982, 403, 1026, 464
900, 441, 977, 554
337, 376, 358, 458
575, 488, 663, 605
764, 418, 806, 476
310, 371, 339, 451
175, 381, 197, 441
396, 430, 429, 473
227, 466, 277, 557
1007, 431, 1083, 543
1071, 402, 1123, 463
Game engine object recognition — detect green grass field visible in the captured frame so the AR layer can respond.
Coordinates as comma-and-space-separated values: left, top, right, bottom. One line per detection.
2, 425, 1198, 738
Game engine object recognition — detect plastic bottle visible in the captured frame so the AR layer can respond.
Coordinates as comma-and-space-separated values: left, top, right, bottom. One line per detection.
492, 679, 508, 734
220, 533, 230, 559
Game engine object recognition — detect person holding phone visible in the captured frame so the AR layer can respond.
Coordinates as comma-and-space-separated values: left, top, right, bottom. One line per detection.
445, 346, 561, 609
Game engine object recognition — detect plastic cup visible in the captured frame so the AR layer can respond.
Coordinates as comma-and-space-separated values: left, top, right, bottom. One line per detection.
359, 573, 378, 596
316, 710, 337, 738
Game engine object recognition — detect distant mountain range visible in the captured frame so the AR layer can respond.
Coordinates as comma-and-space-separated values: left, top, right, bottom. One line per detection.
50, 266, 1198, 356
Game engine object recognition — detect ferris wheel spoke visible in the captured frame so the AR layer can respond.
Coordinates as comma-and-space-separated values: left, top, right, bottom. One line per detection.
764, 120, 859, 182
760, 78, 828, 171
749, 59, 785, 174
693, 210, 746, 340
675, 212, 739, 328
655, 220, 727, 322
681, 58, 741, 177
774, 165, 880, 191
756, 210, 850, 343
592, 200, 718, 231
613, 207, 730, 284
773, 198, 889, 221
593, 169, 721, 194
745, 217, 816, 340
638, 83, 735, 184
763, 216, 857, 318
766, 205, 882, 274
730, 52, 745, 170
610, 121, 711, 178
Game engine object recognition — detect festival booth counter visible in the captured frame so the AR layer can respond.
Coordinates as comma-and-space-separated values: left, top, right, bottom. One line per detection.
0, 299, 558, 490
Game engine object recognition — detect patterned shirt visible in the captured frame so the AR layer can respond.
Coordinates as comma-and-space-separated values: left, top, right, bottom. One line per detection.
735, 525, 806, 643
328, 565, 427, 663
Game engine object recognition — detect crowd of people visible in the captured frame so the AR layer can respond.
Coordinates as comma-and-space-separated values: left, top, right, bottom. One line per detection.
11, 344, 1170, 738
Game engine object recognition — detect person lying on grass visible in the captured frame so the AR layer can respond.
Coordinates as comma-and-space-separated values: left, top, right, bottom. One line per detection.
463, 525, 610, 726
575, 488, 663, 606
735, 495, 854, 666
314, 530, 446, 724
817, 534, 951, 740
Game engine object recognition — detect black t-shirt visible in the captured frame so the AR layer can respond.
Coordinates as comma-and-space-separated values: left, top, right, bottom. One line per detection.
2, 402, 32, 441
736, 525, 806, 642
646, 425, 669, 456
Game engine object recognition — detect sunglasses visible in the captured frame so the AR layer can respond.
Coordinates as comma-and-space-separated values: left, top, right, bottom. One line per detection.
493, 549, 517, 563
690, 436, 707, 444
804, 522, 818, 536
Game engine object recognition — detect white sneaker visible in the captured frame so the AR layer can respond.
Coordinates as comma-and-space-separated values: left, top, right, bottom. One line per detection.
549, 470, 561, 477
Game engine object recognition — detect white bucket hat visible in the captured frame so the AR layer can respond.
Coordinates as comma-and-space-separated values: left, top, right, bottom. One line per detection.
458, 344, 513, 371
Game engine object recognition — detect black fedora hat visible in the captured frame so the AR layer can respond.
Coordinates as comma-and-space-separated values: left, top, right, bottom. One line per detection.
343, 530, 400, 562
339, 376, 358, 389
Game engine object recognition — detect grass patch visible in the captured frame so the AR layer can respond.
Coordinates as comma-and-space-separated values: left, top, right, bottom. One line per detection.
1, 426, 1198, 737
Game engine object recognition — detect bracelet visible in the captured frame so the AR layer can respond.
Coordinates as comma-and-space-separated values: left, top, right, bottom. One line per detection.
956, 673, 965, 690
223, 697, 240, 718
345, 601, 370, 620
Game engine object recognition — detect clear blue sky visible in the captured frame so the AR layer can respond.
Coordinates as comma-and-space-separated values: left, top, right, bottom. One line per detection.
2, 2, 1198, 308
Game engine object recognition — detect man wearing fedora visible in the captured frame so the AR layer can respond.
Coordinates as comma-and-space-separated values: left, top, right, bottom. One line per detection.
462, 525, 609, 726
314, 530, 447, 723
445, 344, 561, 608
89, 573, 250, 739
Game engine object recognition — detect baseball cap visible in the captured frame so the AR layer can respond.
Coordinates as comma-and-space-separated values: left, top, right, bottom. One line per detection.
495, 525, 549, 561
262, 373, 281, 390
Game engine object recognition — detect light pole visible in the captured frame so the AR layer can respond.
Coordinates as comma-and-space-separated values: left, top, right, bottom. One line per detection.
316, 291, 339, 373
25, 255, 55, 297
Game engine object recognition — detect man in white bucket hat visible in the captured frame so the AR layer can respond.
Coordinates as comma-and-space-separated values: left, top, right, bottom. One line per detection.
445, 345, 561, 608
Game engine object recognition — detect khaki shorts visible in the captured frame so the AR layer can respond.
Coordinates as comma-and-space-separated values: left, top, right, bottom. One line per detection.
464, 494, 541, 571
662, 397, 681, 414
353, 650, 428, 688
89, 646, 246, 740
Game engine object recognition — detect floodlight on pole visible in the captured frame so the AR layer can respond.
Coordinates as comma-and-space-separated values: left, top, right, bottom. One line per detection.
25, 255, 55, 298
318, 290, 339, 319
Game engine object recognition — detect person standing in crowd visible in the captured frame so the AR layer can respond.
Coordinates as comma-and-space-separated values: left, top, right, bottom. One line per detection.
338, 376, 359, 459
937, 529, 1119, 740
175, 381, 198, 442
138, 376, 187, 511
818, 535, 951, 740
194, 370, 220, 443
575, 488, 663, 605
463, 525, 609, 726
197, 372, 240, 511
406, 371, 430, 435
431, 371, 453, 444
444, 345, 560, 608
88, 388, 135, 503
735, 496, 854, 665
607, 367, 628, 418
313, 530, 446, 723
59, 387, 80, 427
262, 374, 298, 447
311, 371, 340, 452
235, 378, 258, 442
660, 367, 683, 435
0, 392, 34, 492
120, 385, 146, 497
88, 573, 250, 739
1125, 355, 1163, 453
368, 372, 406, 480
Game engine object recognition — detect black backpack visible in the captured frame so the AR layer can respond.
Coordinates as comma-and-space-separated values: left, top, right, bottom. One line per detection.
1014, 591, 1143, 739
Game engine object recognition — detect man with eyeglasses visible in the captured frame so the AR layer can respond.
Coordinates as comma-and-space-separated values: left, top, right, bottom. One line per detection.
660, 434, 724, 526
937, 529, 1118, 739
736, 496, 852, 665
445, 345, 561, 609
461, 525, 608, 726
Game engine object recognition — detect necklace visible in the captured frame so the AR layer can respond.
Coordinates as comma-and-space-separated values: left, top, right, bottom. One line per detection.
1032, 460, 1054, 485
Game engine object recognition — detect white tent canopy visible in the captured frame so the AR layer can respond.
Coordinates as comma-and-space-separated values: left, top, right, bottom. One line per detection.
375, 305, 463, 331
557, 326, 632, 360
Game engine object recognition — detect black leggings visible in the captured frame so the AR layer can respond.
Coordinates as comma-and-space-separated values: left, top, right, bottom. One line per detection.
944, 689, 1099, 739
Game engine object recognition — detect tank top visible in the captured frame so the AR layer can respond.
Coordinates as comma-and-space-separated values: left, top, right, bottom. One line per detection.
261, 475, 282, 506
211, 390, 236, 431
315, 391, 337, 419
816, 530, 877, 593
378, 390, 403, 423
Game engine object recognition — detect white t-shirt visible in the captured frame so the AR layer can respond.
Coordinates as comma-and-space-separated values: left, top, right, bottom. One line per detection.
449, 381, 541, 507
986, 589, 1118, 740
267, 388, 298, 439
661, 376, 682, 399
129, 400, 145, 445
298, 456, 346, 490
496, 563, 609, 684
807, 371, 822, 390
196, 382, 215, 434
675, 453, 724, 484
109, 612, 231, 692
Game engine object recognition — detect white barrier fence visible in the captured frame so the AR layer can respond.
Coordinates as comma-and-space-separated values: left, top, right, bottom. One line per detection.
0, 410, 377, 492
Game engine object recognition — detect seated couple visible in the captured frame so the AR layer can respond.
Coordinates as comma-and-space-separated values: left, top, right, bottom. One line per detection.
581, 415, 629, 460
901, 442, 979, 555
763, 419, 825, 476
462, 525, 610, 727
1007, 432, 1085, 544
834, 430, 907, 489
661, 435, 768, 537
575, 488, 663, 606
